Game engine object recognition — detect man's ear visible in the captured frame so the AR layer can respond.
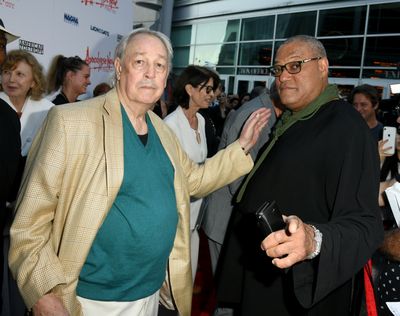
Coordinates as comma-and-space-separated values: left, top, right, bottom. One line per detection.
114, 58, 122, 79
319, 57, 329, 76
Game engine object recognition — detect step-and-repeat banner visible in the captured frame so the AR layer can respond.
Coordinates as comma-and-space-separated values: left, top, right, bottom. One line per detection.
1, 0, 132, 99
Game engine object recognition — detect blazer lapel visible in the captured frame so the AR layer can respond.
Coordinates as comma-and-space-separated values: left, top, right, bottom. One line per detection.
102, 89, 124, 211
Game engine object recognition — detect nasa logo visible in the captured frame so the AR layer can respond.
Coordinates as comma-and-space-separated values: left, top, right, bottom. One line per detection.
64, 13, 79, 26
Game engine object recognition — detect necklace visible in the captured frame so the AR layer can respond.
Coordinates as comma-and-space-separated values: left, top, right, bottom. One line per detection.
183, 108, 200, 144
194, 129, 201, 144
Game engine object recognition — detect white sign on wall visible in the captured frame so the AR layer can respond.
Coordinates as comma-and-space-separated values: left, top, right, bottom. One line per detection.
1, 0, 133, 99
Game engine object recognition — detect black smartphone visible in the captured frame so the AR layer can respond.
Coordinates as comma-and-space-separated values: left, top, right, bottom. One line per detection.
255, 200, 286, 237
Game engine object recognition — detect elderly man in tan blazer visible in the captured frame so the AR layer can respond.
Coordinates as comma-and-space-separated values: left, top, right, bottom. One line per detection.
9, 29, 270, 316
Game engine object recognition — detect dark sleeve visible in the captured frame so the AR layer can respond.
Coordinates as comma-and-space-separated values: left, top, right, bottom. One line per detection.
292, 113, 384, 308
224, 96, 276, 195
0, 101, 21, 207
199, 109, 220, 157
380, 155, 398, 181
8, 155, 26, 202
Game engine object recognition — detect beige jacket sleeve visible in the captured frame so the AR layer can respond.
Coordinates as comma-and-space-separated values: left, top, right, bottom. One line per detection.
9, 107, 68, 308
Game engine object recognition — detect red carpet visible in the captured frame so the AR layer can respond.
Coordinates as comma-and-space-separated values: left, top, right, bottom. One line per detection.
191, 229, 217, 316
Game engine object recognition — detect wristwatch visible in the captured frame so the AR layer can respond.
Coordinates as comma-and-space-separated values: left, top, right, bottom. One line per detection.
306, 225, 323, 260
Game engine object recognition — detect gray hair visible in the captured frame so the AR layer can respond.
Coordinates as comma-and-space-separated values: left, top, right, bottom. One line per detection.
279, 35, 327, 58
113, 28, 173, 82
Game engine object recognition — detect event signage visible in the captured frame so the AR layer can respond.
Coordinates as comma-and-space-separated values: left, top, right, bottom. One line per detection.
19, 40, 44, 55
64, 13, 79, 26
81, 0, 119, 12
3, 0, 132, 98
237, 67, 271, 75
90, 25, 110, 37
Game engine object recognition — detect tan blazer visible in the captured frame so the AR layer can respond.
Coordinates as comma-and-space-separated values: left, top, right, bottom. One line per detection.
9, 88, 253, 316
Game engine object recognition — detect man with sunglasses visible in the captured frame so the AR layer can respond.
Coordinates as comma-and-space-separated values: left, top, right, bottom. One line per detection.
216, 35, 383, 316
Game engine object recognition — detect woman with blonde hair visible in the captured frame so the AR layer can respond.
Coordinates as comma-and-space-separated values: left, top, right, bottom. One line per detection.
0, 49, 54, 157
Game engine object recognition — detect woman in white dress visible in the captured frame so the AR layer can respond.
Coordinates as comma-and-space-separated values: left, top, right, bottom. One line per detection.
164, 65, 220, 282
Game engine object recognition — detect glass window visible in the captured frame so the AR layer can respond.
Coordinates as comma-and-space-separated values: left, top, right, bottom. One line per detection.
238, 81, 250, 96
368, 2, 400, 34
364, 36, 400, 67
362, 69, 400, 80
239, 42, 273, 66
320, 38, 363, 66
196, 20, 239, 44
193, 44, 237, 66
228, 76, 235, 94
276, 11, 316, 39
172, 47, 191, 68
241, 16, 275, 41
219, 79, 225, 90
272, 41, 285, 61
216, 67, 235, 75
328, 68, 361, 78
318, 6, 366, 36
171, 25, 192, 46
172, 68, 185, 76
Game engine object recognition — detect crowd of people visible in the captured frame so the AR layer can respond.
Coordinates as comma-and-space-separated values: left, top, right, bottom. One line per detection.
350, 84, 400, 316
0, 14, 399, 316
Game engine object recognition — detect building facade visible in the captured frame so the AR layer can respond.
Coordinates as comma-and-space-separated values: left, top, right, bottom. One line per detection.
170, 0, 400, 98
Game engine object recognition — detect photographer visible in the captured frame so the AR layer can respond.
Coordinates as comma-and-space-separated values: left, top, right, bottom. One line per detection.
350, 84, 383, 141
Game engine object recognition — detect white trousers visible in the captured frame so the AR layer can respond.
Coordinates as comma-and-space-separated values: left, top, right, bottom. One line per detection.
77, 290, 159, 316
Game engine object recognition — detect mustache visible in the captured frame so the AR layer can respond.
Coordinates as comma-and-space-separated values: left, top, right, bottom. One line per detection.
279, 83, 294, 90
138, 80, 157, 89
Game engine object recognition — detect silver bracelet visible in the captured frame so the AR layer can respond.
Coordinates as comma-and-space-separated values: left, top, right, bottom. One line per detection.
306, 225, 323, 260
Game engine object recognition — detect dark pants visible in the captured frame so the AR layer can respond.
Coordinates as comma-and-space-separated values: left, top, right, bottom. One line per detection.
158, 304, 178, 316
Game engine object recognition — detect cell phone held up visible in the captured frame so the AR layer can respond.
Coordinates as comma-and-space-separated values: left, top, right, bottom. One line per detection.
255, 200, 286, 237
383, 126, 396, 156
